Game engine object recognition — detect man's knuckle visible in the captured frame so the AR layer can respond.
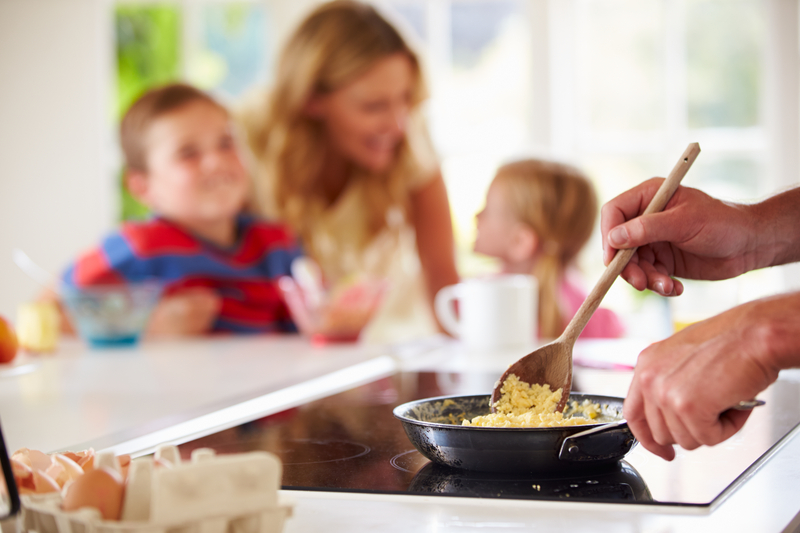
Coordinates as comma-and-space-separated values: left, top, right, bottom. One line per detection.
670, 395, 695, 418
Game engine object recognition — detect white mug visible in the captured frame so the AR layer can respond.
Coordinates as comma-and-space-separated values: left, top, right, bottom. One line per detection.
435, 274, 538, 350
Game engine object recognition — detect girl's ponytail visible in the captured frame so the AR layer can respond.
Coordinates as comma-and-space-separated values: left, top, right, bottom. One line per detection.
533, 245, 564, 339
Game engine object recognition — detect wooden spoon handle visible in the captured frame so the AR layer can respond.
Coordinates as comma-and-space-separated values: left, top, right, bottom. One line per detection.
561, 142, 701, 344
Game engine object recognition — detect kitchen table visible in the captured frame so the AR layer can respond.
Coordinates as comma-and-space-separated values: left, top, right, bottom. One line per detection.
1, 335, 799, 533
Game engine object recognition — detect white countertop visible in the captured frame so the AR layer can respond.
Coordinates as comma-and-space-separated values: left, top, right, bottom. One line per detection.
2, 335, 799, 532
0, 335, 399, 454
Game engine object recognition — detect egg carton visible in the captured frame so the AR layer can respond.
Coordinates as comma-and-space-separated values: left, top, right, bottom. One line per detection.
19, 447, 292, 533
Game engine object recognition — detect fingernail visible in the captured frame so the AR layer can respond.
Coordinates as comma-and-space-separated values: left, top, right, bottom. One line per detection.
654, 280, 666, 295
609, 226, 628, 246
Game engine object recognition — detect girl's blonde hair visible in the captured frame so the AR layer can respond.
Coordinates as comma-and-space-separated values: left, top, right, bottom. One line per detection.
493, 160, 598, 339
240, 0, 435, 256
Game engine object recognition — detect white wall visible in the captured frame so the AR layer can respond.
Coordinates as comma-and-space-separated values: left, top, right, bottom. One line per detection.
0, 0, 114, 320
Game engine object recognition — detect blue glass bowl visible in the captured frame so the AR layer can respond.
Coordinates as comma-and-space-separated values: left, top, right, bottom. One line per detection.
61, 282, 163, 348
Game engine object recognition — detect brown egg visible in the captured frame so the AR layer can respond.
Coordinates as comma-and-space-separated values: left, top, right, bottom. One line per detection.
49, 454, 84, 488
61, 451, 81, 463
10, 458, 35, 493
80, 454, 95, 472
64, 448, 96, 472
61, 467, 125, 520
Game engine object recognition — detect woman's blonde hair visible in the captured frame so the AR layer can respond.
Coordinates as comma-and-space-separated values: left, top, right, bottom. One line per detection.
240, 0, 435, 256
492, 160, 598, 339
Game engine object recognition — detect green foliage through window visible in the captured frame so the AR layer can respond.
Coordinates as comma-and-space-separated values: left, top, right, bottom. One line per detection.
116, 4, 182, 221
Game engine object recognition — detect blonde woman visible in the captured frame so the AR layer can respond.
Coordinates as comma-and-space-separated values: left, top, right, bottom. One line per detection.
238, 1, 459, 342
474, 159, 624, 339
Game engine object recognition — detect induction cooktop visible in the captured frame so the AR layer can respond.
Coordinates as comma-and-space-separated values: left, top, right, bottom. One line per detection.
177, 370, 800, 512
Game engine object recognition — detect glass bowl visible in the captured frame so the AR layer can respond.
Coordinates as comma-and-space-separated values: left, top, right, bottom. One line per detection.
61, 282, 162, 347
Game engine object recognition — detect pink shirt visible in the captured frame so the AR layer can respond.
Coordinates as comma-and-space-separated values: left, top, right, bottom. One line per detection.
559, 273, 625, 339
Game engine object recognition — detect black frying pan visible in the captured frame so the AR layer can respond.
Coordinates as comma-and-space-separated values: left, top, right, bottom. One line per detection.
393, 393, 636, 474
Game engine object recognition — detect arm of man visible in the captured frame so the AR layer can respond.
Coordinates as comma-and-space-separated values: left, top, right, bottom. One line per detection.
409, 172, 460, 329
754, 187, 800, 267
624, 291, 800, 460
601, 181, 800, 296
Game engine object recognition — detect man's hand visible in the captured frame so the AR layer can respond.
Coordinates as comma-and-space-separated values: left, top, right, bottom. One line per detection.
146, 287, 221, 336
623, 294, 800, 460
601, 178, 759, 296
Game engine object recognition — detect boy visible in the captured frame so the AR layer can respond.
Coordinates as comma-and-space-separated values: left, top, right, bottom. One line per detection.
63, 83, 302, 334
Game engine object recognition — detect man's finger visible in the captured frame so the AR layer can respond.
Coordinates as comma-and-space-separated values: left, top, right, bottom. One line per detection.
639, 260, 674, 296
601, 179, 666, 262
607, 209, 694, 251
624, 378, 677, 461
662, 406, 701, 451
601, 179, 665, 235
689, 408, 752, 447
620, 263, 649, 291
626, 409, 676, 461
643, 395, 673, 446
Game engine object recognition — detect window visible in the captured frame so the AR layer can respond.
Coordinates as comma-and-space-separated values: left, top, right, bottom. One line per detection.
561, 0, 771, 334
385, 0, 782, 338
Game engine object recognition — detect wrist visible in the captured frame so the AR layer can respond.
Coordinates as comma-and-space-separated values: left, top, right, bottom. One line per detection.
748, 188, 800, 269
748, 292, 800, 373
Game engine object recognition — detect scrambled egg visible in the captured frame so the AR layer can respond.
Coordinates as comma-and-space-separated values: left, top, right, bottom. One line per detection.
462, 374, 600, 428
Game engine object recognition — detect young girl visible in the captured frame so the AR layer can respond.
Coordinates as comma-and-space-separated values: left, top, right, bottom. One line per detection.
474, 159, 624, 339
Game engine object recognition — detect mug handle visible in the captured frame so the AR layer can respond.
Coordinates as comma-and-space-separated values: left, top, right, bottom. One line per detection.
434, 284, 461, 338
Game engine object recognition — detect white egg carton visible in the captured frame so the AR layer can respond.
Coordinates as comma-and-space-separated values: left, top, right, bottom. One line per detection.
19, 447, 292, 533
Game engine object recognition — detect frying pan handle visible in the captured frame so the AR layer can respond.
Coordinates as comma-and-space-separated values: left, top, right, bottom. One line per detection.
558, 420, 638, 463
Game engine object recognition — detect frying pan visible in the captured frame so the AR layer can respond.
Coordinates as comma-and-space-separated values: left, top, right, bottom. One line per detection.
393, 393, 636, 474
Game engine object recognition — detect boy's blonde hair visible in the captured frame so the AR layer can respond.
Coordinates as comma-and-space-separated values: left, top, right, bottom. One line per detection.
493, 160, 598, 339
120, 83, 225, 172
240, 0, 436, 255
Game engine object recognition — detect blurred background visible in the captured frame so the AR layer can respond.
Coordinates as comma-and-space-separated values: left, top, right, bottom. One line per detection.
1, 0, 799, 340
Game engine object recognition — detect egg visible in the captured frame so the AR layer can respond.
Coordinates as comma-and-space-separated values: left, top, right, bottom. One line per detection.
11, 448, 51, 471
62, 448, 95, 472
10, 458, 35, 493
50, 454, 84, 487
12, 457, 61, 494
61, 466, 125, 520
462, 374, 601, 428
31, 469, 60, 493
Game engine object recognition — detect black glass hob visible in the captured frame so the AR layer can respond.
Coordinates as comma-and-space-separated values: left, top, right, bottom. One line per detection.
177, 371, 800, 510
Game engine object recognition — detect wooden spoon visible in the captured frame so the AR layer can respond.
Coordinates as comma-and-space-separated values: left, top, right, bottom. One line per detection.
491, 142, 702, 413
